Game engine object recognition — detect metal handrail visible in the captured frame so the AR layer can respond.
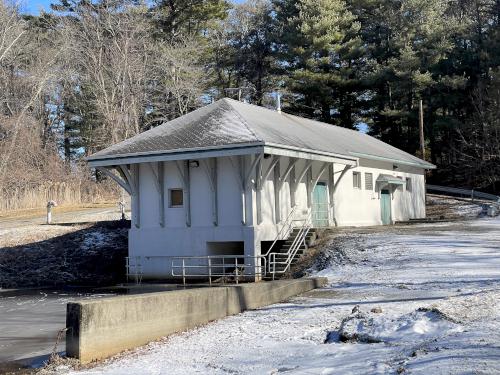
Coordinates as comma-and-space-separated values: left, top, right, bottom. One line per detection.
125, 256, 143, 284
268, 209, 312, 279
263, 205, 298, 257
427, 184, 500, 203
170, 255, 266, 285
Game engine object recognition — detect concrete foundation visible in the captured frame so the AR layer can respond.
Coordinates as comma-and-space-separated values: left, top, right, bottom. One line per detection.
66, 278, 327, 363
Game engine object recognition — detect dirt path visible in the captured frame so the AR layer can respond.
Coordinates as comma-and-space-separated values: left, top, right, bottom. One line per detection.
0, 205, 125, 230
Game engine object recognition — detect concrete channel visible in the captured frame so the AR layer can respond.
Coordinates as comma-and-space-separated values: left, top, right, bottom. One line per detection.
66, 278, 327, 363
0, 278, 326, 368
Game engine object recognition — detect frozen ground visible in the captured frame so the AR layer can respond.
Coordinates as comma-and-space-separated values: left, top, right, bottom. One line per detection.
0, 206, 130, 289
426, 194, 485, 219
57, 216, 500, 375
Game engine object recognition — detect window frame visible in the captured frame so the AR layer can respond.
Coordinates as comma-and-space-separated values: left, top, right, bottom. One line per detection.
169, 188, 184, 208
365, 172, 373, 191
353, 171, 362, 189
406, 177, 412, 192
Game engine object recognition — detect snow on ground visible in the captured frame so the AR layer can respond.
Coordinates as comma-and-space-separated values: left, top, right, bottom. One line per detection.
426, 194, 484, 219
58, 217, 500, 375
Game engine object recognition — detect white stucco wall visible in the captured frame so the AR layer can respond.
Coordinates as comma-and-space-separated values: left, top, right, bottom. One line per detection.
126, 154, 427, 278
333, 159, 426, 226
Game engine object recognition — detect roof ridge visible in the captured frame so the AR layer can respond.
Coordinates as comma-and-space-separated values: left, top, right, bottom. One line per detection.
222, 98, 264, 143
224, 97, 364, 136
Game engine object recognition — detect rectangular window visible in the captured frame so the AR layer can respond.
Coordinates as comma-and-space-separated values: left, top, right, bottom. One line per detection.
406, 177, 412, 192
365, 173, 373, 190
169, 189, 184, 207
353, 172, 361, 189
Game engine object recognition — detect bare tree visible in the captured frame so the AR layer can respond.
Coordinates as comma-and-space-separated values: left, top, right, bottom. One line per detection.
0, 1, 64, 188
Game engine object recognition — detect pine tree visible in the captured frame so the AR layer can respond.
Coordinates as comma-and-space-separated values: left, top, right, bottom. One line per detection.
208, 0, 277, 105
151, 0, 230, 38
275, 0, 367, 129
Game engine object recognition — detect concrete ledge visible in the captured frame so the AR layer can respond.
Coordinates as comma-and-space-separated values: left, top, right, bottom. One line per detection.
66, 277, 327, 363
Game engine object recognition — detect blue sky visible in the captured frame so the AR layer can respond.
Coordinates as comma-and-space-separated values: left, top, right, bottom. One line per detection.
23, 0, 53, 14
23, 0, 244, 14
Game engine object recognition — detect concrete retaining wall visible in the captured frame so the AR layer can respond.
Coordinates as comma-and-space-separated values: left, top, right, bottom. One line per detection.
66, 278, 327, 363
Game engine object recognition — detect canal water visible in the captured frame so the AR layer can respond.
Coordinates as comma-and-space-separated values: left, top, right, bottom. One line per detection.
0, 284, 190, 368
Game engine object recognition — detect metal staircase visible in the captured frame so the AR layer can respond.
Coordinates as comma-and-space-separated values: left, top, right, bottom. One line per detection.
264, 208, 314, 279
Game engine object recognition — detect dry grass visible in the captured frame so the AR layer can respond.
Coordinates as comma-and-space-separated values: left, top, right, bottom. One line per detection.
0, 202, 116, 220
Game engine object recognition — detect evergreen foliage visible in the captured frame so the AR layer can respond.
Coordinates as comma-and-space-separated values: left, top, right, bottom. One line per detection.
1, 0, 499, 191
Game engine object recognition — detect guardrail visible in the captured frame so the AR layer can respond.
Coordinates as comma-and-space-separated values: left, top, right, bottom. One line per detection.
427, 184, 500, 202
171, 255, 266, 285
126, 255, 266, 285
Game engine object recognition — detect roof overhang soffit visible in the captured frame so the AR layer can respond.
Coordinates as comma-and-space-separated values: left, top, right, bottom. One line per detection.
87, 145, 265, 168
262, 145, 358, 166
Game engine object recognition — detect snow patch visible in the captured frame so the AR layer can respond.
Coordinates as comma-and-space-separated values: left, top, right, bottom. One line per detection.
80, 230, 112, 252
331, 308, 463, 345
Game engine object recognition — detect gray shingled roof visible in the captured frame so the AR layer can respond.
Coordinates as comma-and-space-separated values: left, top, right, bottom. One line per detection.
88, 98, 434, 169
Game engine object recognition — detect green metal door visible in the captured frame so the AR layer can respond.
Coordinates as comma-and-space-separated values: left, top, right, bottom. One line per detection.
312, 182, 329, 227
380, 189, 392, 225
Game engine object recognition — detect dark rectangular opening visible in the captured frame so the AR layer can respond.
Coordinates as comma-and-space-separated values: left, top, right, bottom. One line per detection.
206, 241, 244, 256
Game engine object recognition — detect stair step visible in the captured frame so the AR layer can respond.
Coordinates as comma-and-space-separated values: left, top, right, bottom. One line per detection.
281, 246, 306, 251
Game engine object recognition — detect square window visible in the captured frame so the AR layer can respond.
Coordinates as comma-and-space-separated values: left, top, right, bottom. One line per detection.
169, 189, 183, 207
365, 172, 373, 190
406, 177, 412, 192
353, 172, 361, 189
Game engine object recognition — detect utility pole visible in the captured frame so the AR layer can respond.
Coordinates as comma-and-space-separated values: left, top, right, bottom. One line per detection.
419, 99, 427, 205
419, 99, 425, 160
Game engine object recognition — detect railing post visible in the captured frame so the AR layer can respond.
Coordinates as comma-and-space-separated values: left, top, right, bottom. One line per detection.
235, 257, 239, 284
208, 257, 212, 286
182, 259, 186, 286
222, 257, 225, 284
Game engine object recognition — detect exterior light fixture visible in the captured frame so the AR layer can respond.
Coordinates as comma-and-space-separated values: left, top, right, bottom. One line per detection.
188, 160, 200, 168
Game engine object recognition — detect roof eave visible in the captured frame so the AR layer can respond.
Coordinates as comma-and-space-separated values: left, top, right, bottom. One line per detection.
87, 143, 265, 167
349, 151, 436, 170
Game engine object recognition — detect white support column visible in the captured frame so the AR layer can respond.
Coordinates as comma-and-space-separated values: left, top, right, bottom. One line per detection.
146, 162, 165, 227
306, 167, 313, 208
175, 160, 191, 227
184, 160, 191, 227
290, 164, 296, 207
328, 164, 335, 225
158, 162, 165, 227
328, 164, 335, 207
238, 156, 247, 225
201, 158, 218, 226
131, 164, 140, 228
212, 158, 218, 226
273, 158, 281, 223
255, 156, 263, 225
